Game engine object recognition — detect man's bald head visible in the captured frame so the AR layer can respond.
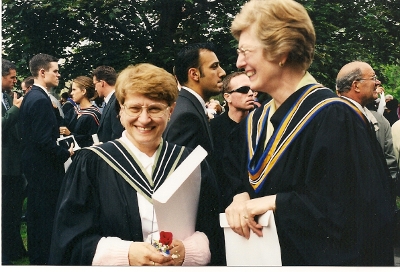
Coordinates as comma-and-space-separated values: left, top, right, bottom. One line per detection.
336, 61, 380, 106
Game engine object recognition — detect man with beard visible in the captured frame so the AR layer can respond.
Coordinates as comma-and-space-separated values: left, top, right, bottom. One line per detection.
163, 43, 226, 157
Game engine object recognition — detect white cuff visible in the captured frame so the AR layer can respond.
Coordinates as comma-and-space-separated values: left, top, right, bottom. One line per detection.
92, 237, 132, 266
182, 231, 211, 266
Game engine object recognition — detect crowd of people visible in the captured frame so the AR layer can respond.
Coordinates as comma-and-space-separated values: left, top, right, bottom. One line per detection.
2, 0, 400, 266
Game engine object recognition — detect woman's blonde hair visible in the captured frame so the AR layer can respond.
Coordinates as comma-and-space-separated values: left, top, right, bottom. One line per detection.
115, 63, 178, 106
231, 0, 315, 71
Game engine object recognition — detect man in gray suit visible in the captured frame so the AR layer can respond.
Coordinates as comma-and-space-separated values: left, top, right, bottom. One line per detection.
92, 65, 124, 143
2, 59, 27, 264
163, 43, 226, 156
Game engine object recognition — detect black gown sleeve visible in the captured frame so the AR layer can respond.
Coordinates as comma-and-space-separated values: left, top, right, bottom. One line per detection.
273, 103, 394, 265
195, 159, 226, 266
71, 113, 100, 148
48, 149, 102, 265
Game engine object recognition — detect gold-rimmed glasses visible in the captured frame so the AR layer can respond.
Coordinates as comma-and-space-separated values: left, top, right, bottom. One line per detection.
236, 47, 253, 57
357, 75, 378, 82
122, 103, 170, 118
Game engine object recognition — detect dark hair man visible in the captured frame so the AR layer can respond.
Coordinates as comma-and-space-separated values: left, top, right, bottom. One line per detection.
163, 43, 226, 156
92, 65, 124, 142
2, 59, 26, 264
18, 53, 74, 264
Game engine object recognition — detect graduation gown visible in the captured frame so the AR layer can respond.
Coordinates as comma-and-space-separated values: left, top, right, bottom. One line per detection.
224, 84, 395, 266
65, 105, 101, 147
48, 139, 225, 265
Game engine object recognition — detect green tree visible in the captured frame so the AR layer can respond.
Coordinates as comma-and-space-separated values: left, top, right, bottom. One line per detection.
2, 0, 400, 99
379, 64, 400, 99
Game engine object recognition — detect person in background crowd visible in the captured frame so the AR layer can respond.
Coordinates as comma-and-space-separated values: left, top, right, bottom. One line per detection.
59, 76, 102, 148
163, 43, 226, 158
392, 119, 400, 196
92, 65, 124, 143
206, 98, 223, 120
59, 91, 69, 105
337, 60, 397, 195
384, 97, 399, 126
21, 76, 34, 95
2, 59, 27, 264
49, 63, 225, 266
393, 119, 400, 168
210, 71, 254, 210
18, 53, 74, 264
223, 0, 394, 266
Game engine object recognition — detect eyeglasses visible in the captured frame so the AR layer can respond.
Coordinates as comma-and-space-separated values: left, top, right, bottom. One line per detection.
93, 80, 102, 85
236, 47, 254, 57
122, 103, 169, 118
227, 86, 252, 94
357, 75, 378, 82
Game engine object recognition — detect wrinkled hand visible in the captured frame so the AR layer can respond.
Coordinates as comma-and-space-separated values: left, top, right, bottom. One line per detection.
169, 239, 185, 266
225, 192, 251, 239
128, 242, 174, 266
13, 92, 23, 108
245, 195, 276, 237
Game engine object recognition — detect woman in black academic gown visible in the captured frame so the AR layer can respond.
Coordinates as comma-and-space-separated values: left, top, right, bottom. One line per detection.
59, 76, 101, 148
48, 64, 225, 266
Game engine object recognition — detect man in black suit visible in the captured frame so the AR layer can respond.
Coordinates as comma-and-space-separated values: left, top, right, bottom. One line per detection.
18, 53, 74, 264
92, 65, 124, 143
163, 43, 226, 156
210, 71, 255, 210
2, 59, 27, 264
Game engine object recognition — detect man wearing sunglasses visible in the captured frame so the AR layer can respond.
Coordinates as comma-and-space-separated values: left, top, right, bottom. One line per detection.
210, 71, 255, 209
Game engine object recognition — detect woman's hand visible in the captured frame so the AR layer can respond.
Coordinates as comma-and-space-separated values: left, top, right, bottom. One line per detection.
226, 193, 277, 238
128, 242, 174, 266
169, 239, 185, 266
60, 126, 70, 136
245, 195, 276, 237
225, 192, 251, 239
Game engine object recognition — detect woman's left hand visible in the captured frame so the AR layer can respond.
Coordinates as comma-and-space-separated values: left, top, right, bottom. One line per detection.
169, 239, 185, 266
244, 195, 276, 237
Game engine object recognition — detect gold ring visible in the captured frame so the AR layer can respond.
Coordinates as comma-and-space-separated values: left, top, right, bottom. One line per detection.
243, 215, 248, 219
152, 261, 155, 266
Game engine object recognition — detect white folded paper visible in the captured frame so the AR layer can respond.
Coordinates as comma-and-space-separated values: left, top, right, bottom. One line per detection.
152, 145, 207, 241
57, 135, 80, 151
57, 135, 80, 172
220, 210, 282, 266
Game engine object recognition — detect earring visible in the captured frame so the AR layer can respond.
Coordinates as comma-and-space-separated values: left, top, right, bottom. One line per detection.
279, 62, 284, 67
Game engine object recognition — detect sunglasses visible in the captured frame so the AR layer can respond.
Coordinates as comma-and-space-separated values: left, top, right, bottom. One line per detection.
227, 86, 251, 94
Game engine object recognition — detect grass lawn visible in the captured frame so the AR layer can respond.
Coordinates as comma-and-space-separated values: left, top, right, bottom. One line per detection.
10, 198, 29, 265
11, 222, 29, 265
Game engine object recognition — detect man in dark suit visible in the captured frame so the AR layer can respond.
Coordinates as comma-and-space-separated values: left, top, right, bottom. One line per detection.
92, 65, 124, 143
18, 53, 74, 265
163, 43, 226, 156
2, 59, 27, 264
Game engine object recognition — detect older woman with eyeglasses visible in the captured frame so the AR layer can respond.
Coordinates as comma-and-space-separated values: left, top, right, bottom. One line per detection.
223, 0, 394, 266
48, 63, 225, 266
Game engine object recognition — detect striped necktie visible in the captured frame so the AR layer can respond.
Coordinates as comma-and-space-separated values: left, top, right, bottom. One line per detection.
3, 92, 11, 110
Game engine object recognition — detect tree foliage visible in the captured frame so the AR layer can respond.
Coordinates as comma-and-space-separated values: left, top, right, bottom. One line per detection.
2, 0, 399, 98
